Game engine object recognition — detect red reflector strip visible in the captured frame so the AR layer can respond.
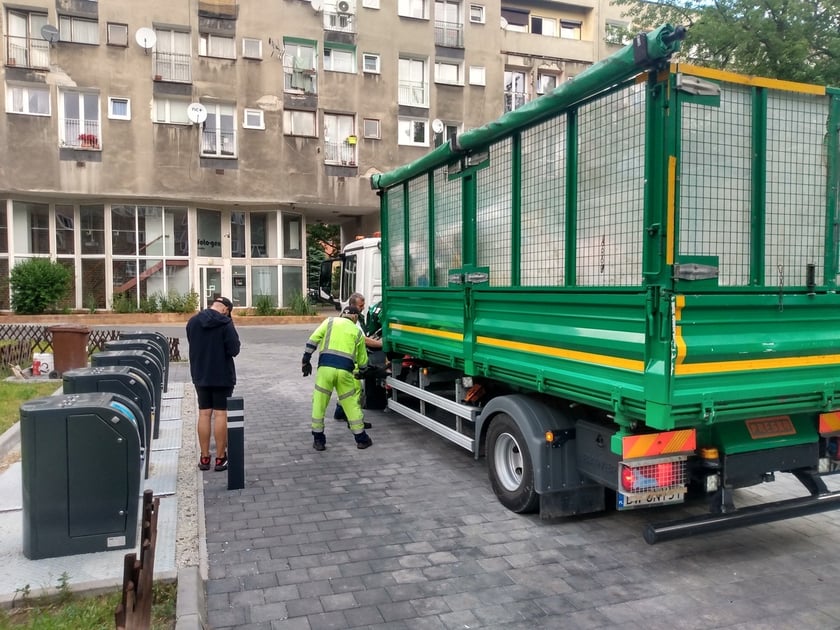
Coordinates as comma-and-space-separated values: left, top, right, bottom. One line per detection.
819, 411, 840, 435
622, 429, 696, 460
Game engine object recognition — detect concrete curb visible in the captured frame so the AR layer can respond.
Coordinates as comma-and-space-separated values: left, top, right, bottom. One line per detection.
0, 422, 19, 461
175, 566, 206, 630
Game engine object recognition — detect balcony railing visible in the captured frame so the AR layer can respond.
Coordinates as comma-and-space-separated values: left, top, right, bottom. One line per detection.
284, 69, 317, 94
152, 51, 192, 83
201, 129, 236, 157
324, 10, 356, 34
434, 20, 464, 48
398, 80, 428, 107
5, 35, 49, 69
62, 118, 101, 149
504, 91, 527, 113
324, 140, 357, 166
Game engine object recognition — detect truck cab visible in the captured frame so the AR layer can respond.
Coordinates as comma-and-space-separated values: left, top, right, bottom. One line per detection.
318, 236, 382, 316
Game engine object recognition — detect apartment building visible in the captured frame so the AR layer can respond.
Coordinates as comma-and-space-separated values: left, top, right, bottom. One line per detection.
0, 0, 629, 311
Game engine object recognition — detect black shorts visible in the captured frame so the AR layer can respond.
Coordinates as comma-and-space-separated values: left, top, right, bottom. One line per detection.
195, 386, 234, 410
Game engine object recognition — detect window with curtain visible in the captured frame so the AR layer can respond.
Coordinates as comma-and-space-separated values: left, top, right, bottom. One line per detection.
59, 16, 99, 44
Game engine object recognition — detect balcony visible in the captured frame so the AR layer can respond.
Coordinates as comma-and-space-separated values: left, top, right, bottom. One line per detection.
324, 138, 357, 166
434, 20, 463, 48
399, 80, 428, 107
5, 35, 49, 69
501, 29, 595, 64
152, 51, 192, 83
285, 69, 317, 95
324, 10, 355, 34
62, 118, 101, 150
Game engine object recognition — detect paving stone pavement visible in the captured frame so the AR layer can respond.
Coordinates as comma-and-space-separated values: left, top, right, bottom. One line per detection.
188, 324, 840, 630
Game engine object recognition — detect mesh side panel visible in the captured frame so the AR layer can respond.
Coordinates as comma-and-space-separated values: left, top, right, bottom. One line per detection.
576, 84, 646, 286
679, 84, 752, 286
407, 176, 430, 286
766, 91, 827, 286
433, 166, 462, 286
521, 115, 566, 286
476, 139, 513, 286
387, 187, 406, 287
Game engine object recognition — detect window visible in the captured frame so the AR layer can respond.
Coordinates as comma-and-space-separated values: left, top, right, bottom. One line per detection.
398, 0, 428, 19
501, 8, 528, 32
399, 57, 428, 107
606, 21, 629, 46
6, 9, 49, 68
200, 33, 235, 59
363, 118, 380, 139
283, 213, 302, 258
108, 97, 131, 120
469, 4, 485, 23
6, 83, 50, 116
362, 53, 380, 74
469, 65, 485, 86
60, 90, 100, 149
200, 102, 236, 157
107, 23, 128, 47
324, 44, 356, 73
242, 37, 262, 59
325, 10, 354, 33
530, 16, 556, 37
435, 60, 462, 85
504, 70, 527, 112
434, 121, 459, 147
536, 73, 558, 95
362, 0, 380, 7
153, 28, 191, 82
59, 16, 99, 44
243, 108, 264, 129
398, 117, 428, 146
153, 97, 190, 124
560, 19, 582, 40
283, 39, 317, 94
435, 0, 463, 47
283, 109, 317, 137
324, 113, 357, 165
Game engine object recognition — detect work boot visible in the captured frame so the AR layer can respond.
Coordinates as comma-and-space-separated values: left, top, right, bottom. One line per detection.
354, 431, 373, 449
312, 431, 326, 451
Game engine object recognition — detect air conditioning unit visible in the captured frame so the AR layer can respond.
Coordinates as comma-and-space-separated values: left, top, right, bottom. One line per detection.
337, 0, 354, 14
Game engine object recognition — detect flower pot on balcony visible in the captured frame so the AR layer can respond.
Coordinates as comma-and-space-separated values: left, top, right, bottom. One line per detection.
346, 135, 357, 145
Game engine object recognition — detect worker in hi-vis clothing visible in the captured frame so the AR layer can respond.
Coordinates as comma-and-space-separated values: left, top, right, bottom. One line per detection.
302, 305, 373, 451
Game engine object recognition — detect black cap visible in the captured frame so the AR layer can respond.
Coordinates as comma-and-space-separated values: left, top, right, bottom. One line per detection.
341, 305, 360, 316
214, 297, 233, 310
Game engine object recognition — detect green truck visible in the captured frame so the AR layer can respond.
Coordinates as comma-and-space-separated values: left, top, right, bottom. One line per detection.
339, 24, 840, 542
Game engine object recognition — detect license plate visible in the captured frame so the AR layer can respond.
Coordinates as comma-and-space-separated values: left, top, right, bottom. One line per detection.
617, 488, 685, 510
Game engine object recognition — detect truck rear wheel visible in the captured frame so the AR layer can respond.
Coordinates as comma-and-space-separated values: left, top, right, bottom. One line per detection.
487, 413, 538, 513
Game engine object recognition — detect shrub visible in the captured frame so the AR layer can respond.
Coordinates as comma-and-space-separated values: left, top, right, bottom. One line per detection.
111, 291, 137, 313
252, 294, 277, 316
289, 291, 317, 316
10, 258, 72, 314
160, 290, 199, 313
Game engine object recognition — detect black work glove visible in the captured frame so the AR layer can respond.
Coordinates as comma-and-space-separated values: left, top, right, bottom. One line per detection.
302, 361, 312, 377
354, 364, 372, 379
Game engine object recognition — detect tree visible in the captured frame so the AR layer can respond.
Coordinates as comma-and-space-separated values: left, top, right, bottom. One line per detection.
10, 258, 72, 314
306, 223, 340, 289
613, 0, 840, 85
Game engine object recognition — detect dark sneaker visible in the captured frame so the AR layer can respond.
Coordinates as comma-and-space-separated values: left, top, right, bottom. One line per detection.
198, 456, 211, 471
313, 441, 326, 451
214, 455, 228, 471
356, 436, 373, 449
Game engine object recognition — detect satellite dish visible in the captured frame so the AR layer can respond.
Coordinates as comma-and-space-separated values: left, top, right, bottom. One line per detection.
431, 119, 444, 134
500, 17, 509, 30
40, 24, 59, 44
187, 103, 208, 125
135, 27, 157, 50
310, 0, 323, 11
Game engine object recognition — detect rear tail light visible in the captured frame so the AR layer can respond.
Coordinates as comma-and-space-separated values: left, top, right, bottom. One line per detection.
620, 458, 686, 493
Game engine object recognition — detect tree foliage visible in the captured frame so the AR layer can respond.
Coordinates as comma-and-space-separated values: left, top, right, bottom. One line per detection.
613, 0, 840, 85
10, 258, 72, 314
306, 223, 341, 289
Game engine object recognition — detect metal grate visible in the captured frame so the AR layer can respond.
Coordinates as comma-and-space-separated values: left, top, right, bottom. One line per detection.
433, 166, 462, 286
576, 83, 646, 286
521, 115, 567, 286
679, 84, 752, 286
765, 91, 828, 286
407, 176, 430, 286
387, 186, 406, 286
476, 139, 513, 286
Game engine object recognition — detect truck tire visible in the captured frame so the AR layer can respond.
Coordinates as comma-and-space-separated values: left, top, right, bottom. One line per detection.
486, 413, 539, 513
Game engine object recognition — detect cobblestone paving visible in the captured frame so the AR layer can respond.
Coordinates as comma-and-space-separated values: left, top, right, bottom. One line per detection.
181, 324, 840, 630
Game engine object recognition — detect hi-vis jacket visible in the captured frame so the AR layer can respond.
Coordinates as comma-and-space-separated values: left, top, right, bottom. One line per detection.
303, 316, 369, 373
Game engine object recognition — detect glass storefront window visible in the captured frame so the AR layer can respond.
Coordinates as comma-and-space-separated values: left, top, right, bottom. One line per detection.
56, 205, 75, 255
139, 206, 164, 257
81, 205, 105, 255
197, 209, 222, 257
167, 207, 189, 256
282, 213, 302, 258
232, 264, 247, 306
166, 260, 190, 296
113, 259, 137, 306
82, 258, 106, 309
282, 265, 303, 307
13, 201, 49, 254
139, 258, 164, 307
56, 259, 76, 310
251, 265, 278, 307
0, 259, 9, 309
0, 208, 7, 254
112, 205, 137, 255
231, 212, 246, 258
251, 212, 275, 258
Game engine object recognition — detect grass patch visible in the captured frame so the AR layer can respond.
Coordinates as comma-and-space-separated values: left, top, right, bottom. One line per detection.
0, 381, 61, 436
0, 578, 177, 629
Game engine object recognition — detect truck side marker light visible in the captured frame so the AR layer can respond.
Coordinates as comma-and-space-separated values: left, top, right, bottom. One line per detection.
699, 447, 719, 460
545, 430, 554, 444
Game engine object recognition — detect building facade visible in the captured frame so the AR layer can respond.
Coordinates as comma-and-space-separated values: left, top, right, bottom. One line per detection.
0, 0, 629, 311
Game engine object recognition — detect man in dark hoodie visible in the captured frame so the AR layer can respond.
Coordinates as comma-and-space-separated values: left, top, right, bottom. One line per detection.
186, 296, 241, 471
